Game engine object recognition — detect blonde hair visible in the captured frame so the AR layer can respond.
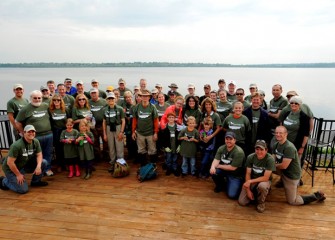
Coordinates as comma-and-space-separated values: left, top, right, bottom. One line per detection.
79, 119, 90, 133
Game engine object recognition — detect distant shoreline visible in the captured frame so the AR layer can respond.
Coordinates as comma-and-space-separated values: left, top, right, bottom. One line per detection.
1, 62, 335, 68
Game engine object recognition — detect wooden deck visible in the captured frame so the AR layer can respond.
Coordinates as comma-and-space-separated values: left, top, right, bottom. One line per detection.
0, 154, 334, 240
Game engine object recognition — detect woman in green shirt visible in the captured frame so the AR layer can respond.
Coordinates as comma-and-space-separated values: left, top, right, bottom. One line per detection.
72, 94, 92, 130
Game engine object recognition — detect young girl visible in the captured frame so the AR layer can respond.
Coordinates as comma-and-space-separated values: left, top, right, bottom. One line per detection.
60, 119, 80, 178
76, 119, 95, 180
199, 118, 216, 178
178, 116, 199, 176
159, 112, 180, 176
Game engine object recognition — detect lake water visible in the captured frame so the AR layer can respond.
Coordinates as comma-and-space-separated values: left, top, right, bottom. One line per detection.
0, 67, 334, 119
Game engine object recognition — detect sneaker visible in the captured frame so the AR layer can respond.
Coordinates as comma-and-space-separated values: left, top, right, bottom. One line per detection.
173, 170, 180, 177
314, 190, 326, 202
256, 203, 266, 213
31, 181, 48, 187
45, 170, 54, 177
0, 176, 9, 190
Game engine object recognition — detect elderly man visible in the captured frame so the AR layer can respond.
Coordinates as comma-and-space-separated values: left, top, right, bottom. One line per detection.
273, 126, 326, 205
132, 89, 159, 165
139, 78, 148, 91
91, 79, 107, 99
64, 78, 77, 95
0, 125, 48, 193
72, 80, 90, 99
15, 90, 54, 176
210, 132, 245, 199
88, 88, 108, 161
7, 83, 29, 140
117, 78, 132, 102
238, 140, 276, 213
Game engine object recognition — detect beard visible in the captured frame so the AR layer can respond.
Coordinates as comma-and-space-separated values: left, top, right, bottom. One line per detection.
31, 101, 42, 107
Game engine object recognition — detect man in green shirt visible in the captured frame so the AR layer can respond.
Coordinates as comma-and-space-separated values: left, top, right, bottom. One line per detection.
7, 83, 29, 140
238, 140, 275, 213
0, 125, 48, 194
273, 126, 326, 205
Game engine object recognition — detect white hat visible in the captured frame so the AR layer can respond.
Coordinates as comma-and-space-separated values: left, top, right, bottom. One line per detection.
76, 80, 84, 85
188, 84, 195, 89
106, 92, 116, 99
13, 84, 23, 89
228, 80, 236, 86
24, 125, 36, 132
90, 88, 99, 93
91, 79, 99, 83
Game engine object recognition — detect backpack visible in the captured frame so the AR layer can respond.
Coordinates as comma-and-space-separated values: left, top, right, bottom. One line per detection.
137, 163, 158, 182
112, 159, 130, 178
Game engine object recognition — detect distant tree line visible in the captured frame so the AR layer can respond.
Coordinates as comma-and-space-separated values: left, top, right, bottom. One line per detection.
0, 62, 334, 68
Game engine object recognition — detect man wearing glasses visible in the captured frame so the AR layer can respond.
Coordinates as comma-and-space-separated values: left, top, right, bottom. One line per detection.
7, 83, 29, 140
235, 88, 250, 109
15, 90, 54, 177
0, 125, 49, 193
238, 140, 275, 213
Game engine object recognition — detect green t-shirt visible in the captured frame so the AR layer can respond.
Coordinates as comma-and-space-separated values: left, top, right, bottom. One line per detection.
273, 140, 301, 180
78, 131, 95, 161
7, 97, 29, 118
118, 87, 132, 101
279, 103, 313, 122
223, 114, 251, 143
2, 138, 42, 174
16, 103, 52, 136
282, 111, 300, 143
49, 108, 67, 129
246, 153, 275, 180
133, 103, 158, 136
168, 124, 177, 152
104, 105, 125, 127
201, 111, 222, 130
72, 107, 92, 121
89, 98, 107, 124
42, 97, 51, 105
214, 144, 245, 178
178, 128, 199, 157
183, 108, 202, 126
60, 129, 79, 158
216, 101, 232, 123
62, 95, 75, 117
155, 102, 170, 119
269, 96, 288, 114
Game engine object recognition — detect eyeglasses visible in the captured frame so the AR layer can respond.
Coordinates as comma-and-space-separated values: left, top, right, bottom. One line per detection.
78, 98, 86, 101
15, 88, 23, 91
33, 97, 42, 100
290, 102, 299, 105
236, 93, 244, 96
53, 99, 61, 102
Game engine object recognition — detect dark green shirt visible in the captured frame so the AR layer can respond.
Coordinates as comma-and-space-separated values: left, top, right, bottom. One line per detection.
49, 108, 67, 129
178, 128, 199, 157
89, 98, 107, 124
133, 103, 158, 136
246, 153, 275, 180
7, 97, 29, 118
60, 129, 79, 158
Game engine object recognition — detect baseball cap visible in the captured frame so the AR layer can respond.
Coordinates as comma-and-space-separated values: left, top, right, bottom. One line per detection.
228, 80, 236, 86
225, 131, 236, 139
134, 85, 140, 90
118, 78, 126, 84
76, 80, 84, 85
91, 79, 98, 83
13, 84, 24, 89
188, 84, 195, 89
106, 86, 114, 91
151, 88, 159, 94
24, 125, 36, 132
64, 78, 72, 82
155, 83, 162, 88
286, 90, 298, 97
106, 92, 115, 99
168, 90, 176, 96
249, 83, 257, 88
255, 140, 267, 149
90, 88, 99, 93
40, 86, 48, 91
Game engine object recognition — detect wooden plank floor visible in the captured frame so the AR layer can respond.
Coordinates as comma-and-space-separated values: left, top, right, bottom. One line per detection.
0, 154, 334, 240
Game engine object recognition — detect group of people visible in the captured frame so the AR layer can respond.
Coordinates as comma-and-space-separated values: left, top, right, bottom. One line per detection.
1, 77, 326, 213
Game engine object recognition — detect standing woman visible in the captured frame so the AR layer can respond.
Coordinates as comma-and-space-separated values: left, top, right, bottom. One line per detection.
199, 97, 222, 150
72, 94, 92, 129
281, 96, 310, 163
182, 95, 201, 127
223, 101, 251, 152
103, 92, 126, 172
160, 96, 184, 130
124, 91, 137, 160
155, 92, 170, 122
49, 94, 67, 172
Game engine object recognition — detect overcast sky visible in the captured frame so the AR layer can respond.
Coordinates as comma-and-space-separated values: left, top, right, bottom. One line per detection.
1, 0, 335, 64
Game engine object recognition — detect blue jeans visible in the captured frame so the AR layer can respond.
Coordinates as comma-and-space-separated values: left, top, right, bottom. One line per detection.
3, 159, 48, 194
166, 152, 178, 171
36, 133, 53, 171
212, 168, 243, 199
200, 150, 213, 177
182, 157, 196, 175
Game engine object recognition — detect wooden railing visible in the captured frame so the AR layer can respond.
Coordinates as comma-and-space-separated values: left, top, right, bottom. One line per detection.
304, 117, 335, 186
0, 110, 15, 157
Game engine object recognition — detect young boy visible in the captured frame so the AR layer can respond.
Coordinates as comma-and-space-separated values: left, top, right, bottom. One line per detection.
178, 116, 199, 176
199, 118, 215, 178
159, 112, 180, 176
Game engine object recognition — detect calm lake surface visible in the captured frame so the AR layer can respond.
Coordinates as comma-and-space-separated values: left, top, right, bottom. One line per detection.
0, 67, 334, 119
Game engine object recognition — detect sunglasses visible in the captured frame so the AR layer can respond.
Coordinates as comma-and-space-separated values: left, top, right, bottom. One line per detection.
53, 99, 61, 102
78, 98, 86, 101
290, 102, 299, 105
236, 93, 244, 96
33, 97, 42, 100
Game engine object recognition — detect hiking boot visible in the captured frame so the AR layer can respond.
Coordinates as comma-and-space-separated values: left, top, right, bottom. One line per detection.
31, 181, 48, 187
275, 180, 283, 188
256, 203, 266, 213
0, 176, 9, 190
165, 169, 172, 176
314, 190, 326, 202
